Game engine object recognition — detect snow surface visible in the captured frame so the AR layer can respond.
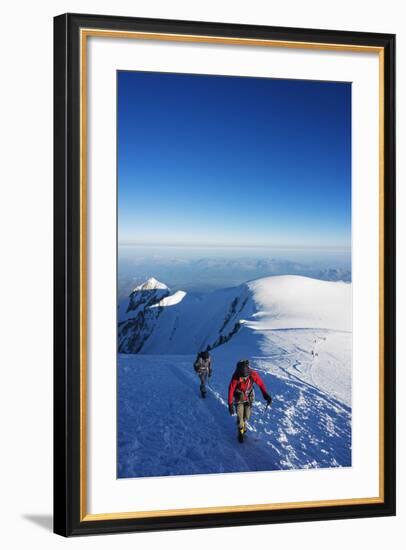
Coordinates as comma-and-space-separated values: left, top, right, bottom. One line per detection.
150, 290, 187, 308
117, 275, 352, 478
246, 275, 351, 331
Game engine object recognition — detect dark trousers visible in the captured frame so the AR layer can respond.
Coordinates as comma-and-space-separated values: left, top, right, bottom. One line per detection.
199, 371, 208, 394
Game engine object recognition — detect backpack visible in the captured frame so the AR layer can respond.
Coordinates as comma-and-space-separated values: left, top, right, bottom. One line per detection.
194, 356, 210, 373
235, 375, 255, 403
194, 357, 202, 372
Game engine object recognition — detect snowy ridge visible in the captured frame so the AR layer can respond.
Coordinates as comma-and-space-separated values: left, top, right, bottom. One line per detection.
118, 275, 352, 478
246, 275, 351, 331
150, 290, 187, 308
118, 275, 351, 356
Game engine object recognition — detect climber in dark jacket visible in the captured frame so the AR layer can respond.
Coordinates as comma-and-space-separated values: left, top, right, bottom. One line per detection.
228, 359, 272, 442
193, 351, 212, 398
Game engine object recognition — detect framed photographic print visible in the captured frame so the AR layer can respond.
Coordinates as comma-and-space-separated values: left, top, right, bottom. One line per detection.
53, 13, 396, 536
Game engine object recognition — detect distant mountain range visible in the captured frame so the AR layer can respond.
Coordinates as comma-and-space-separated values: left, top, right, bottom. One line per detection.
117, 255, 351, 298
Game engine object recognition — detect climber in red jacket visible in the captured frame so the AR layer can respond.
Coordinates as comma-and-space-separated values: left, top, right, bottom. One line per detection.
228, 359, 272, 442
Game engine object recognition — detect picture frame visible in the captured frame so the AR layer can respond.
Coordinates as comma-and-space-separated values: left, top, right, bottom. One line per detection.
53, 12, 396, 536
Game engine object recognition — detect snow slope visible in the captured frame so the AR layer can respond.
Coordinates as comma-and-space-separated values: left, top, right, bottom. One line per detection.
118, 351, 351, 478
118, 275, 352, 478
246, 275, 351, 331
118, 275, 350, 350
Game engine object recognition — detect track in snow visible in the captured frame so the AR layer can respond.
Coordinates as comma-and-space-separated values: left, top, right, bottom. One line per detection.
118, 345, 351, 479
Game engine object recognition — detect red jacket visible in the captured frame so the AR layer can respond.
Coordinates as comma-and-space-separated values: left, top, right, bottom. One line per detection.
228, 369, 269, 405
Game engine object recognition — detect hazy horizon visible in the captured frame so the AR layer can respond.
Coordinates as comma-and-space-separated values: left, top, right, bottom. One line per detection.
118, 244, 351, 298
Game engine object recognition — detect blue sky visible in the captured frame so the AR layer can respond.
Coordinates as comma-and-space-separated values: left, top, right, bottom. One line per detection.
117, 71, 351, 248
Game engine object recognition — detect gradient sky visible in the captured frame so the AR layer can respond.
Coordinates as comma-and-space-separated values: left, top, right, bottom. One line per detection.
117, 71, 351, 248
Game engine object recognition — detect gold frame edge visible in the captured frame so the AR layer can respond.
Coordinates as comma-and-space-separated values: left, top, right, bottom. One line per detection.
79, 27, 386, 522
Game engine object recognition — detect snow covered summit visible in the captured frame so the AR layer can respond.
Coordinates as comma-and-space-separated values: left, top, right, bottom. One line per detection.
133, 277, 169, 292
246, 275, 351, 332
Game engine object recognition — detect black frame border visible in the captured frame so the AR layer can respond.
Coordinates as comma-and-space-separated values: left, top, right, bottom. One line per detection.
54, 13, 396, 537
